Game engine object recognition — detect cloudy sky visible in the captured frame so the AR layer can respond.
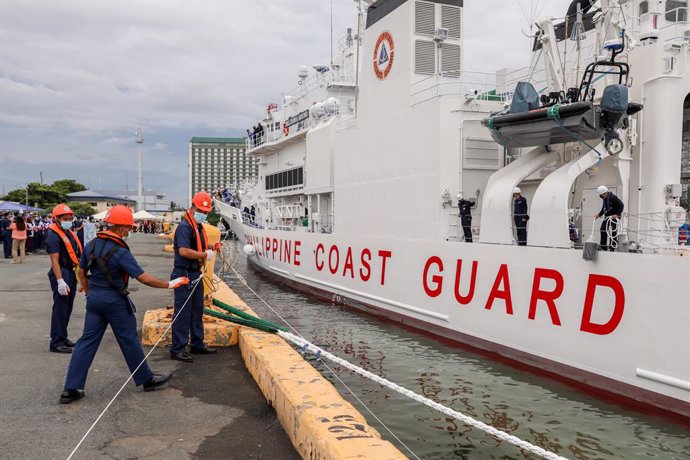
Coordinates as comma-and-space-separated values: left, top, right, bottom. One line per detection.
0, 0, 572, 205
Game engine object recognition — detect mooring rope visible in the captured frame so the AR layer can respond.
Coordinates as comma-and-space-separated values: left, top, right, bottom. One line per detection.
66, 271, 206, 460
229, 262, 569, 460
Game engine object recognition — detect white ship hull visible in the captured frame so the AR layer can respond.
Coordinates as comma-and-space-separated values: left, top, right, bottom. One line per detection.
220, 202, 690, 419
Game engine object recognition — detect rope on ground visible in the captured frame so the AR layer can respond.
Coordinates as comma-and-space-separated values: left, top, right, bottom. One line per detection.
228, 264, 568, 460
66, 271, 206, 460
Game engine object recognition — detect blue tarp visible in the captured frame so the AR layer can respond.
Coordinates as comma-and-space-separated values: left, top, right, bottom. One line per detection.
0, 201, 44, 212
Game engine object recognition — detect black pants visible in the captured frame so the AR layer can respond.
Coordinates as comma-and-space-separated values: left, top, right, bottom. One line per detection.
2, 231, 11, 258
600, 218, 620, 252
514, 218, 527, 246
461, 216, 473, 242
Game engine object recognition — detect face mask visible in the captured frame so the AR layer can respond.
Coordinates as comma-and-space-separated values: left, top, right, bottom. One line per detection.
194, 212, 207, 224
60, 221, 73, 230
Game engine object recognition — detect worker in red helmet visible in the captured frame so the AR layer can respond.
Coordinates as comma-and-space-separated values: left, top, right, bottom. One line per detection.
169, 191, 219, 362
45, 204, 82, 353
60, 205, 189, 404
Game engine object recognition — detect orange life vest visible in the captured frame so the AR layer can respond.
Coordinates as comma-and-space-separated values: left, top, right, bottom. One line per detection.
49, 223, 83, 266
184, 210, 208, 268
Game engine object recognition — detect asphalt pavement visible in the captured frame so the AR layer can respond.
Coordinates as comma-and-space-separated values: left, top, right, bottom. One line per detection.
0, 233, 298, 460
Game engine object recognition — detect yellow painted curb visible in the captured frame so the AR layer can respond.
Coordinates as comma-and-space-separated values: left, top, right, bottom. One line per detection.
212, 277, 407, 460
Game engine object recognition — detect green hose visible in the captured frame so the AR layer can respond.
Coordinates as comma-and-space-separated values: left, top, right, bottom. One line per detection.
211, 298, 286, 331
203, 308, 283, 334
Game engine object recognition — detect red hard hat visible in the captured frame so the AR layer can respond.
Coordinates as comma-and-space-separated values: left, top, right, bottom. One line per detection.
192, 191, 213, 212
104, 206, 134, 226
52, 203, 74, 219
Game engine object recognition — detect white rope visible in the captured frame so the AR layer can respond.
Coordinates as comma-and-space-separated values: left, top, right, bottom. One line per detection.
66, 272, 206, 460
229, 265, 568, 460
228, 266, 422, 460
278, 330, 569, 460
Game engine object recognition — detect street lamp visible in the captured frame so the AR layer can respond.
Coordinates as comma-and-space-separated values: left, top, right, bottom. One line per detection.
136, 129, 144, 211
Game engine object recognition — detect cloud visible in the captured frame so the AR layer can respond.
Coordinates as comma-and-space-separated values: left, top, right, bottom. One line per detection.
0, 0, 572, 205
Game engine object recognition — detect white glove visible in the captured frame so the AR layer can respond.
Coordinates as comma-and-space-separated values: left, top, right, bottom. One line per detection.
57, 279, 70, 296
205, 250, 216, 262
168, 277, 190, 289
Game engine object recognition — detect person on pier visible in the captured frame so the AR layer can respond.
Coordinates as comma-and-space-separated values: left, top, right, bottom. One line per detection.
170, 192, 220, 363
60, 206, 188, 404
45, 204, 82, 354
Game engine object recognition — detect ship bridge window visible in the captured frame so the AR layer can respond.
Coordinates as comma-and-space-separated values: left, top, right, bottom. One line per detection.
666, 0, 688, 22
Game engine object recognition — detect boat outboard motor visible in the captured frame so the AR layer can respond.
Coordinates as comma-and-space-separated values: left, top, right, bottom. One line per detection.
510, 82, 540, 114
600, 84, 628, 155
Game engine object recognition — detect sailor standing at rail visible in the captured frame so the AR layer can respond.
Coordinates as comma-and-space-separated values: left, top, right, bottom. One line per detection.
170, 192, 220, 363
60, 206, 189, 404
457, 193, 476, 243
512, 188, 529, 246
595, 185, 624, 251
46, 204, 83, 354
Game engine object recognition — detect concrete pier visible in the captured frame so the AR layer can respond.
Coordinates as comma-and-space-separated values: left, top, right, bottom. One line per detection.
0, 234, 298, 460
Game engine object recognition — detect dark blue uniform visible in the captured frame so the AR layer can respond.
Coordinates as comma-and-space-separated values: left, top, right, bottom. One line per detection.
458, 199, 476, 243
63, 237, 154, 390
513, 196, 529, 246
598, 193, 624, 251
46, 229, 81, 349
171, 219, 207, 356
1, 216, 11, 258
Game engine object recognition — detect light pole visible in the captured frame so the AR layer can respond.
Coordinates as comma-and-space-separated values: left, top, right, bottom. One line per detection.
136, 129, 144, 211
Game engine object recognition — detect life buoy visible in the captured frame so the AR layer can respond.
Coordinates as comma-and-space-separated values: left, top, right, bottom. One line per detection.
283, 122, 289, 136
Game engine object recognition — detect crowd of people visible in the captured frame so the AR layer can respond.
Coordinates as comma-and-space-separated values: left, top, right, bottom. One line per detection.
1, 212, 170, 264
1, 213, 71, 263
247, 122, 264, 148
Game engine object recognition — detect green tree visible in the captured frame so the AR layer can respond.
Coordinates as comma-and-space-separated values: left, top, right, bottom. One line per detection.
52, 179, 87, 195
66, 202, 97, 217
2, 179, 89, 211
3, 182, 66, 208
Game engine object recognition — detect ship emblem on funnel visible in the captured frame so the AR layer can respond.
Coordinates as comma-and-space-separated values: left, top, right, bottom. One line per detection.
373, 31, 395, 80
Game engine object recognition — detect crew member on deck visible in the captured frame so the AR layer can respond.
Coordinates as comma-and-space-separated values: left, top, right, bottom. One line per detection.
595, 185, 624, 251
513, 187, 529, 246
170, 192, 220, 363
60, 206, 188, 404
457, 193, 476, 243
46, 204, 83, 353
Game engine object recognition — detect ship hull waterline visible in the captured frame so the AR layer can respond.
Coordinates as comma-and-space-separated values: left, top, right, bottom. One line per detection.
220, 206, 690, 420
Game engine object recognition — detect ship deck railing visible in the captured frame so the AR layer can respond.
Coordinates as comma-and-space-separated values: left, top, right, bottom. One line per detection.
447, 210, 690, 255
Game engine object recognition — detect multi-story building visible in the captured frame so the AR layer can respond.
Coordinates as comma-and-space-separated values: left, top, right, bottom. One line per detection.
188, 137, 257, 202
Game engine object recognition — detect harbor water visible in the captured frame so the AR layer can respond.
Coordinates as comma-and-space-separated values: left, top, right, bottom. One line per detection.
223, 242, 689, 460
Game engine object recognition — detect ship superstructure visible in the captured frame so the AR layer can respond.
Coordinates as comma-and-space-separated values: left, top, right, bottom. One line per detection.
217, 0, 690, 419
